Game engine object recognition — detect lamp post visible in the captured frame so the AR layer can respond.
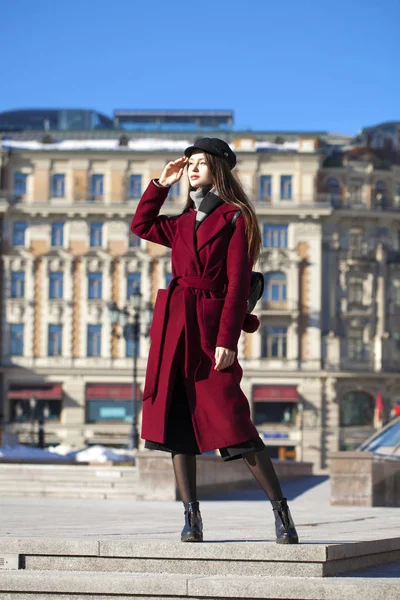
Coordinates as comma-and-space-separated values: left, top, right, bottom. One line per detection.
29, 396, 37, 445
109, 292, 153, 451
38, 404, 50, 449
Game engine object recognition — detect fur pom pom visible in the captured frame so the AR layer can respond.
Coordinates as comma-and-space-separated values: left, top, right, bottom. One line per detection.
242, 313, 260, 333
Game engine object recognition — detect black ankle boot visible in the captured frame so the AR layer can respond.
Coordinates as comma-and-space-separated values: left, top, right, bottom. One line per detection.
271, 498, 299, 544
181, 501, 203, 542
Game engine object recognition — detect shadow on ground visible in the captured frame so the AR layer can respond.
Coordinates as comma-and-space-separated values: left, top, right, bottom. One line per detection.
202, 475, 329, 502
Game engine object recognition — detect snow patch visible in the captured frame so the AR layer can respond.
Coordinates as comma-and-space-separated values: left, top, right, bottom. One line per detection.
0, 443, 135, 462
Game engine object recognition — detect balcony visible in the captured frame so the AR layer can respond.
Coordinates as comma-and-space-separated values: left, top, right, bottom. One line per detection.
341, 300, 373, 315
259, 299, 299, 315
319, 192, 400, 213
338, 247, 376, 263
254, 194, 331, 211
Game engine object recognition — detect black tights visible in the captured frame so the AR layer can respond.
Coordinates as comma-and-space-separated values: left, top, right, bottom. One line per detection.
172, 452, 197, 504
171, 448, 284, 504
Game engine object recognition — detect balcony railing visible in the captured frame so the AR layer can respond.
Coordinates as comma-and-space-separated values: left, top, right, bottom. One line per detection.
259, 299, 299, 312
2, 188, 400, 213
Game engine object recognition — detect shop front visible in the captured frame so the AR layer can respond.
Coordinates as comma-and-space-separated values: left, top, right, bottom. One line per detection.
252, 385, 300, 460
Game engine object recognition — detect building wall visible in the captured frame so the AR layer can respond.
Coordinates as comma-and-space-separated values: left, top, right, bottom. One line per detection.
1, 144, 400, 470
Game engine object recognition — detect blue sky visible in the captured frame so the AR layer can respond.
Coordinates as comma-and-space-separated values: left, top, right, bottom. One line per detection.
3, 0, 399, 135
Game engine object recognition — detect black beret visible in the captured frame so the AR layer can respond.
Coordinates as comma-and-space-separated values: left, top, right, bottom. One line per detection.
184, 137, 236, 169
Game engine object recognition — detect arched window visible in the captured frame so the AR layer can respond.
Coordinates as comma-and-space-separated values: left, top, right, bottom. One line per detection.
375, 180, 388, 207
264, 272, 287, 302
326, 178, 341, 206
340, 391, 374, 427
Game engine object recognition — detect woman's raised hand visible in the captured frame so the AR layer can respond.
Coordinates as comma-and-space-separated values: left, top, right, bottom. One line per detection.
159, 156, 188, 187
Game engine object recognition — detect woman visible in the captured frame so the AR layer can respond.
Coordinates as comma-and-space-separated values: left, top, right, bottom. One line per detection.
130, 137, 298, 545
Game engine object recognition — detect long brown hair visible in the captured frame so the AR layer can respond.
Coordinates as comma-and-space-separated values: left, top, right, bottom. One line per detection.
181, 152, 261, 266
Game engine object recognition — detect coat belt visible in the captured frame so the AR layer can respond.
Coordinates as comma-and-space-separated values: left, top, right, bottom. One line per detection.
152, 276, 226, 399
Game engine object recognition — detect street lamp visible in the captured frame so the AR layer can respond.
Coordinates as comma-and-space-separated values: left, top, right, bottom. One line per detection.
15, 402, 23, 421
109, 291, 153, 451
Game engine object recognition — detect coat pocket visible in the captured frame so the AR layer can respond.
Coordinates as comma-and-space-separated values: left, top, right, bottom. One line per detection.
201, 297, 225, 349
149, 289, 168, 340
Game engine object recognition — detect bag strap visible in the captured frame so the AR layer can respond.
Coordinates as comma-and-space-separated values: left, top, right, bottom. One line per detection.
230, 210, 242, 229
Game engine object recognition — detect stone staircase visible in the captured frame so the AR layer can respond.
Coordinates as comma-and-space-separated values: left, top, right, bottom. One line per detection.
0, 457, 313, 500
0, 464, 139, 499
1, 536, 399, 599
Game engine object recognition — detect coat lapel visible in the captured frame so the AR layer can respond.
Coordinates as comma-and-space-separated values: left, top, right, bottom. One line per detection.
196, 204, 234, 251
177, 203, 237, 259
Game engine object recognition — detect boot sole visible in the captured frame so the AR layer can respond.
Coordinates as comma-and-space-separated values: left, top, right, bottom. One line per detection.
276, 536, 299, 544
181, 532, 203, 542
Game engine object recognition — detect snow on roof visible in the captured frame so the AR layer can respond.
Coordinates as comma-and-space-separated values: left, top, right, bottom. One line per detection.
256, 140, 299, 151
0, 139, 191, 152
1, 138, 301, 153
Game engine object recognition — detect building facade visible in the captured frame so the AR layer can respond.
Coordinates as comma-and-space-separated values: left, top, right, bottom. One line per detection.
1, 118, 400, 470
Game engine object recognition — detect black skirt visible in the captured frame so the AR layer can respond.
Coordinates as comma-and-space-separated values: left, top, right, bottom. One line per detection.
144, 352, 265, 462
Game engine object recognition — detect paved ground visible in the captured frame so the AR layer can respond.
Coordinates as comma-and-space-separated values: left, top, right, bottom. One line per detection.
0, 476, 399, 580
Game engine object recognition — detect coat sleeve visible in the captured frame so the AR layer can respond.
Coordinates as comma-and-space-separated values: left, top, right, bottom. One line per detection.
216, 213, 253, 351
130, 180, 178, 248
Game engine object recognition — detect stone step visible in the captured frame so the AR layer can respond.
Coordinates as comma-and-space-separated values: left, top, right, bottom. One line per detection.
0, 568, 399, 599
0, 479, 137, 487
0, 469, 137, 479
0, 482, 139, 497
0, 492, 140, 499
2, 537, 400, 579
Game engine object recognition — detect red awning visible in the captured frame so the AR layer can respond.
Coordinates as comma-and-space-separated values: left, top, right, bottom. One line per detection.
8, 384, 63, 400
86, 384, 141, 400
253, 386, 298, 402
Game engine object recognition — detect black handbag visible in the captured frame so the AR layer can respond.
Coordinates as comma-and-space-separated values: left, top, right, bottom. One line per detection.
230, 210, 264, 314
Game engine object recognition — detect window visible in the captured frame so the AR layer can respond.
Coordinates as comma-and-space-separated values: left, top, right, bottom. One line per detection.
375, 180, 388, 207
90, 223, 103, 247
128, 175, 142, 198
326, 178, 341, 207
11, 272, 25, 298
259, 175, 272, 200
88, 272, 102, 299
254, 402, 296, 426
264, 272, 287, 302
125, 325, 140, 357
127, 272, 140, 299
51, 222, 64, 246
348, 277, 363, 304
280, 176, 292, 200
91, 174, 104, 198
340, 391, 374, 427
86, 399, 136, 423
395, 184, 400, 206
14, 172, 27, 195
48, 324, 63, 356
49, 272, 63, 299
348, 328, 365, 361
52, 174, 65, 198
169, 182, 181, 199
263, 224, 288, 248
261, 325, 287, 358
10, 324, 24, 356
87, 324, 102, 357
13, 222, 27, 246
348, 178, 364, 205
129, 233, 140, 248
11, 398, 61, 423
393, 284, 400, 306
349, 230, 363, 253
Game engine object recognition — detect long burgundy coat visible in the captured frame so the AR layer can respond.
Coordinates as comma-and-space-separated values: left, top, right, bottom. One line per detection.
130, 180, 260, 453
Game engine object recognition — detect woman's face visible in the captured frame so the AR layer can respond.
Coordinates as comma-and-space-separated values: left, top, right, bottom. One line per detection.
187, 151, 213, 189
